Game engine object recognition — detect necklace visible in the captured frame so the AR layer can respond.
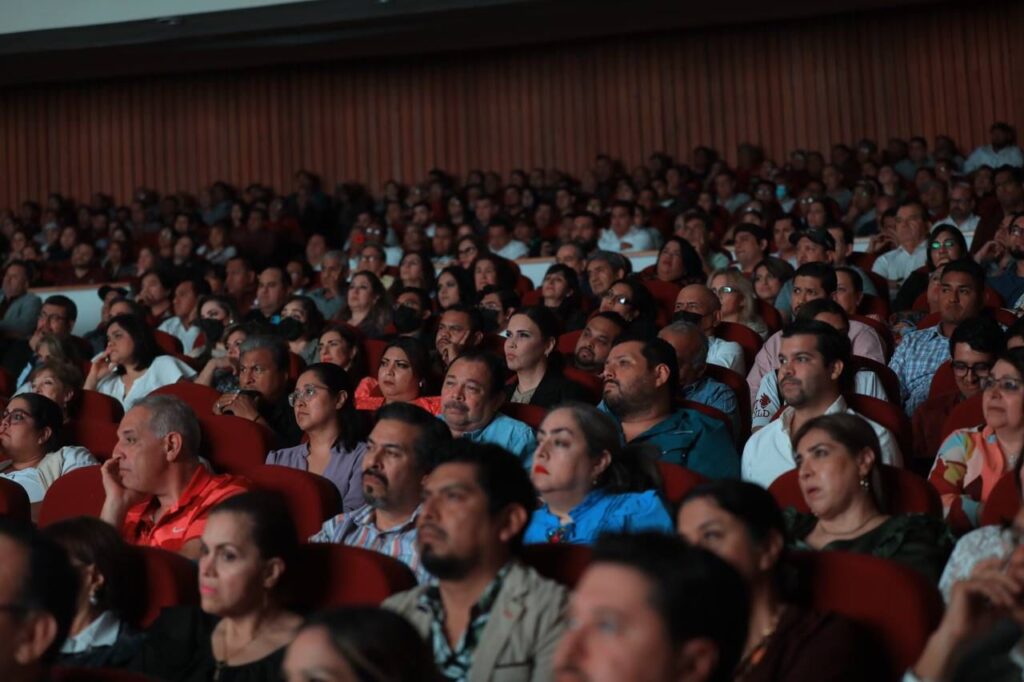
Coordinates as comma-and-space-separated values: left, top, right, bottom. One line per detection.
212, 617, 265, 681
734, 605, 786, 680
817, 512, 884, 539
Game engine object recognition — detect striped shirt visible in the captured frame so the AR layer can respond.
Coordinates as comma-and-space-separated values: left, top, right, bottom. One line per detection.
309, 504, 428, 583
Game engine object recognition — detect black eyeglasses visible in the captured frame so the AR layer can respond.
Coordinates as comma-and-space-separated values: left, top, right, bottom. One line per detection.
951, 361, 992, 378
930, 240, 959, 250
980, 376, 1024, 393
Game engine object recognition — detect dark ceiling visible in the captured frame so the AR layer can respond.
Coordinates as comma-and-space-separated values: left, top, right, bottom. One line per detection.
0, 0, 940, 87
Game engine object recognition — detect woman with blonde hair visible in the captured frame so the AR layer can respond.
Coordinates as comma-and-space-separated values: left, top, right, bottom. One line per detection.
708, 268, 769, 338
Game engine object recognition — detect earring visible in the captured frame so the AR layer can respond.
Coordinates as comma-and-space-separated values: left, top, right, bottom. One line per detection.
860, 478, 870, 490
88, 590, 99, 606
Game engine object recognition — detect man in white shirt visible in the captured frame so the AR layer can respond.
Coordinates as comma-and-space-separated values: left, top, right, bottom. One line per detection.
673, 285, 745, 374
714, 170, 751, 215
486, 219, 529, 260
871, 200, 930, 297
742, 320, 902, 488
158, 278, 209, 352
964, 121, 1024, 173
597, 201, 654, 253
934, 182, 980, 241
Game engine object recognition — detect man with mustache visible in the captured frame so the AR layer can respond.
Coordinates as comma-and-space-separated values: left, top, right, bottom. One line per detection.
440, 349, 536, 463
384, 440, 567, 682
600, 337, 738, 478
741, 320, 902, 488
309, 402, 451, 583
572, 312, 627, 375
434, 304, 484, 369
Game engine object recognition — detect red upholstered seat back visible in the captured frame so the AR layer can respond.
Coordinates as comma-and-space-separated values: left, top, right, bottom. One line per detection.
246, 464, 340, 538
521, 544, 592, 589
656, 461, 707, 506
0, 477, 30, 522
289, 544, 417, 609
769, 464, 941, 516
38, 465, 105, 526
980, 473, 1022, 527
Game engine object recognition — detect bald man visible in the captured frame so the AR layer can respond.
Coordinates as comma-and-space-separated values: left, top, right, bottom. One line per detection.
673, 285, 745, 374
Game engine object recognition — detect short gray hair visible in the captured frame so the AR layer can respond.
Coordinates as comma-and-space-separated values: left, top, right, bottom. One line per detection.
240, 335, 289, 372
322, 250, 344, 264
661, 319, 709, 367
134, 394, 201, 460
587, 250, 630, 274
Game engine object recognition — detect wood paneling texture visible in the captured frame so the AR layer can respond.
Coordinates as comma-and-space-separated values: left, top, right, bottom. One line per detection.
1, 1, 1022, 208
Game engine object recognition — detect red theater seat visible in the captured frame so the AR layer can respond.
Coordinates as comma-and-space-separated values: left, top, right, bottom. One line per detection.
133, 546, 199, 627
153, 330, 184, 355
557, 329, 583, 355
769, 464, 941, 516
39, 465, 104, 526
714, 321, 762, 370
522, 543, 592, 589
0, 477, 30, 522
561, 366, 603, 404
847, 355, 901, 405
246, 464, 340, 538
290, 544, 417, 609
499, 402, 546, 430
656, 461, 707, 506
755, 299, 783, 334
940, 392, 984, 444
70, 390, 124, 423
65, 419, 119, 461
152, 381, 222, 416
679, 400, 731, 436
843, 394, 913, 464
980, 473, 1021, 527
851, 314, 895, 362
704, 364, 751, 444
200, 415, 275, 475
927, 361, 957, 400
363, 339, 388, 376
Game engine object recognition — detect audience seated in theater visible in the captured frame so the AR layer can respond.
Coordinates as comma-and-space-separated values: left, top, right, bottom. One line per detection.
434, 304, 484, 370
708, 268, 768, 339
658, 319, 738, 418
678, 479, 885, 681
963, 121, 1024, 173
525, 403, 671, 545
195, 321, 253, 393
189, 294, 239, 362
83, 285, 128, 356
674, 284, 747, 375
0, 261, 42, 340
751, 300, 889, 430
225, 255, 258, 317
597, 200, 654, 253
129, 492, 303, 681
870, 200, 931, 298
384, 440, 567, 681
733, 224, 770, 277
785, 413, 951, 582
101, 395, 250, 558
832, 266, 867, 320
283, 607, 441, 682
266, 363, 368, 510
773, 228, 838, 319
648, 236, 705, 287
440, 350, 536, 462
742, 321, 901, 487
157, 277, 210, 354
981, 211, 1024, 310
890, 258, 986, 415
599, 276, 659, 339
306, 250, 346, 320
436, 264, 475, 310
826, 223, 879, 297
354, 337, 441, 413
310, 402, 451, 582
913, 317, 1003, 463
2, 294, 78, 384
214, 335, 302, 447
317, 323, 367, 382
337, 271, 391, 340
748, 262, 885, 401
504, 307, 591, 409
585, 251, 629, 301
44, 517, 143, 668
136, 268, 175, 327
85, 313, 196, 410
676, 209, 730, 274
930, 348, 1024, 535
0, 394, 97, 506
770, 215, 798, 268
538, 264, 587, 332
752, 256, 795, 313
553, 531, 749, 682
14, 333, 81, 395
472, 254, 518, 299
244, 265, 291, 325
278, 295, 324, 367
600, 337, 739, 478
893, 224, 967, 312
390, 286, 434, 343
571, 311, 627, 376
0, 518, 79, 682
477, 285, 520, 336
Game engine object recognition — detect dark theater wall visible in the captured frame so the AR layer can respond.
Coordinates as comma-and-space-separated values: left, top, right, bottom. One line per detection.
1, 1, 1022, 207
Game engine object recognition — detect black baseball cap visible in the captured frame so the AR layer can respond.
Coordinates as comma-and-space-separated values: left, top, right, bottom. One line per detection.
790, 228, 836, 251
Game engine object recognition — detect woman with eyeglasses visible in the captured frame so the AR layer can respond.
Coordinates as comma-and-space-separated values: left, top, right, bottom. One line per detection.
265, 362, 367, 510
0, 393, 97, 506
524, 403, 671, 545
930, 348, 1024, 535
786, 413, 952, 582
893, 225, 967, 312
455, 234, 486, 270
85, 313, 196, 410
353, 337, 440, 414
708, 268, 768, 339
598, 276, 658, 339
338, 271, 392, 340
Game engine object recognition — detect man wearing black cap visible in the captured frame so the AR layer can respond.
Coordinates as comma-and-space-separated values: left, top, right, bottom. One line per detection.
731, 223, 768, 277
773, 228, 835, 317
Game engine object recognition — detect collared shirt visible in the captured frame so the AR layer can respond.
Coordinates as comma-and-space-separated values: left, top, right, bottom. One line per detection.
748, 321, 885, 403
775, 265, 878, 317
0, 446, 97, 503
741, 395, 903, 488
707, 335, 745, 375
750, 368, 888, 429
681, 375, 737, 417
596, 225, 654, 253
964, 144, 1024, 173
61, 610, 123, 655
95, 355, 197, 410
988, 261, 1024, 309
442, 413, 537, 465
308, 287, 344, 320
491, 240, 530, 261
930, 425, 1021, 534
420, 563, 512, 682
933, 213, 981, 243
121, 466, 250, 552
889, 325, 950, 414
599, 402, 740, 479
265, 440, 368, 512
871, 240, 928, 289
157, 317, 201, 354
309, 504, 428, 583
523, 489, 672, 545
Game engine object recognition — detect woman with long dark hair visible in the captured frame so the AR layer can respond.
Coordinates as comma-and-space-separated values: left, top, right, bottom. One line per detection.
504, 307, 591, 408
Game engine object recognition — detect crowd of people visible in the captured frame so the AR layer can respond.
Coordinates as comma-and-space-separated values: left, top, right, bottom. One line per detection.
2, 123, 1024, 681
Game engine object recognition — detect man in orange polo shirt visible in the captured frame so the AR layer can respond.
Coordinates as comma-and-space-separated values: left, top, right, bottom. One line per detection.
99, 394, 249, 559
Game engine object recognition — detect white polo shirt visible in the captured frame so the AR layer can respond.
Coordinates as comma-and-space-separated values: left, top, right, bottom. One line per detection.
707, 335, 745, 375
597, 226, 654, 253
872, 241, 928, 288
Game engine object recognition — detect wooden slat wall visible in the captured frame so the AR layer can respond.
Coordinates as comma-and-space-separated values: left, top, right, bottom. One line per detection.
1, 1, 1022, 208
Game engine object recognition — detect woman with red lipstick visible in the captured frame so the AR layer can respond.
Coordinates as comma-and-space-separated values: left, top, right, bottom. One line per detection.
523, 403, 671, 545
353, 337, 440, 414
504, 307, 592, 409
265, 363, 369, 512
786, 413, 951, 582
930, 348, 1024, 534
131, 492, 303, 682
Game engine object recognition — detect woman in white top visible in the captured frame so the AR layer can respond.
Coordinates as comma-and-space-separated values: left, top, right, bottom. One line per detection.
0, 393, 97, 504
84, 313, 196, 410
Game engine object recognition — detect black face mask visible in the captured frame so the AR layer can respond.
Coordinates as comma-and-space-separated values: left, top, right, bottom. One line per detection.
196, 318, 225, 346
478, 308, 501, 333
277, 317, 305, 341
672, 310, 704, 325
392, 305, 423, 334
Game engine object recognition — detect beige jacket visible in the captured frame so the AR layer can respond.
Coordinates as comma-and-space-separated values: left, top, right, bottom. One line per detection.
383, 561, 567, 682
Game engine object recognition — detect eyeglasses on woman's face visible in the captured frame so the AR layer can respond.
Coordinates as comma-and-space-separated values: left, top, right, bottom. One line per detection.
287, 384, 331, 407
980, 376, 1024, 393
602, 292, 632, 306
0, 409, 32, 426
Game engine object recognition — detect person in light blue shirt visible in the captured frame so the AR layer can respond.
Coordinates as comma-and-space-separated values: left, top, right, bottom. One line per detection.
525, 403, 672, 545
438, 349, 536, 464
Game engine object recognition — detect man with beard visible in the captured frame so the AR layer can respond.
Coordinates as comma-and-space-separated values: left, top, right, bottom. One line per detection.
572, 312, 627, 375
309, 402, 451, 583
742, 320, 902, 488
600, 337, 738, 478
570, 211, 601, 255
439, 350, 536, 462
984, 212, 1024, 307
434, 305, 484, 369
384, 440, 567, 682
